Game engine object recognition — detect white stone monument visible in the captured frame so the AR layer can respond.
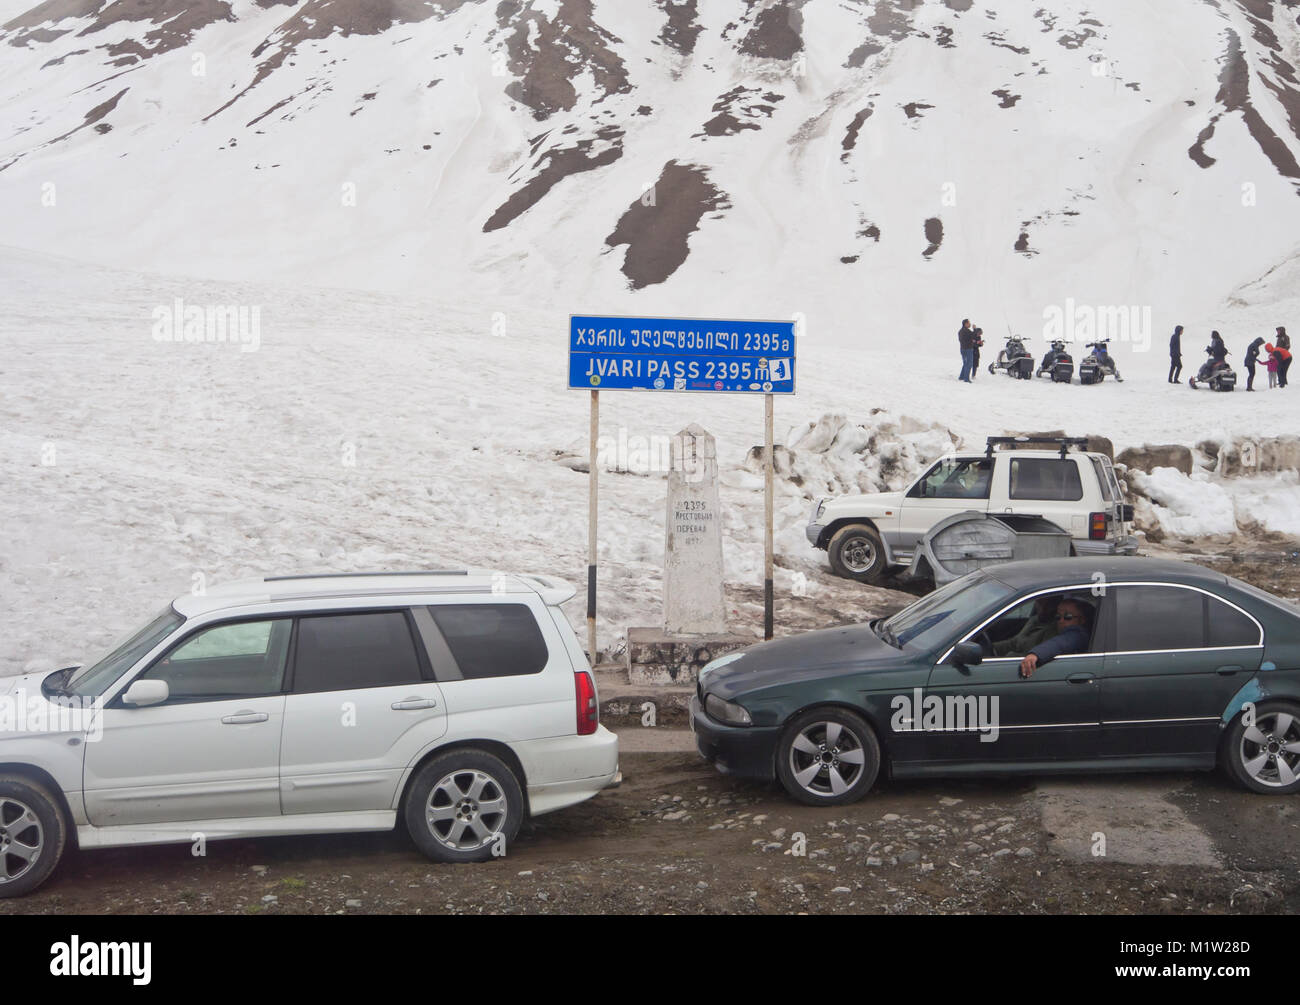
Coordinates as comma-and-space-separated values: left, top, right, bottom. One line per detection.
625, 423, 751, 686
663, 424, 727, 634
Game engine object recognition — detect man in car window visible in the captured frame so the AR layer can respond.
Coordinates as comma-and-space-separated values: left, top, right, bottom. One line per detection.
1020, 598, 1091, 678
993, 595, 1059, 657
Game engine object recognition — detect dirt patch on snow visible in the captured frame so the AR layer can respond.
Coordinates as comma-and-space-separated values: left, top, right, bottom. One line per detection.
484, 126, 624, 232
922, 217, 943, 258
840, 104, 873, 160
604, 161, 730, 289
656, 0, 701, 55
501, 0, 630, 120
738, 0, 804, 59
206, 0, 461, 121
698, 86, 785, 137
1189, 30, 1300, 181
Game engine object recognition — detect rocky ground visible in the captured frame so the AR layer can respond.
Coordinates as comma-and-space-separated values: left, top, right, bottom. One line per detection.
5, 744, 1296, 916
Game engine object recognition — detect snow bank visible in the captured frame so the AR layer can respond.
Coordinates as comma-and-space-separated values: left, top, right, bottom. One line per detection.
747, 411, 959, 499
1130, 467, 1300, 539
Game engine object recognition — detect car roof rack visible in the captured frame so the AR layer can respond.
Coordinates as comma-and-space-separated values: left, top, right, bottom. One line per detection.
264, 570, 468, 582
986, 436, 1089, 459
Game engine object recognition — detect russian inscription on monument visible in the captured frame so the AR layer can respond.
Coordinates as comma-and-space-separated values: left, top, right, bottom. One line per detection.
663, 424, 726, 635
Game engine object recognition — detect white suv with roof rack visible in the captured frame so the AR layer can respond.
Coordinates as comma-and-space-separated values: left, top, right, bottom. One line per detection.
0, 570, 619, 897
806, 436, 1138, 583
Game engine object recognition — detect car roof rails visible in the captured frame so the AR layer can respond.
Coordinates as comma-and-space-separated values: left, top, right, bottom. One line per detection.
264, 570, 469, 582
986, 436, 1089, 459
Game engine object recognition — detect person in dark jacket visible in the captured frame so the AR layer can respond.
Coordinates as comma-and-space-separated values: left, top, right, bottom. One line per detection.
1245, 337, 1265, 391
1168, 325, 1183, 383
1207, 330, 1228, 363
971, 326, 984, 380
1278, 327, 1292, 388
1274, 342, 1292, 389
958, 319, 974, 382
1020, 598, 1092, 678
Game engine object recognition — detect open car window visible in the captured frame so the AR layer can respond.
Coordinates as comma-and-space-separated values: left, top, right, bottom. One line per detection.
883, 575, 1013, 652
960, 590, 1103, 660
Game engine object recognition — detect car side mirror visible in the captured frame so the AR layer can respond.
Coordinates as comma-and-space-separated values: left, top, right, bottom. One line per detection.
947, 642, 984, 668
121, 679, 169, 708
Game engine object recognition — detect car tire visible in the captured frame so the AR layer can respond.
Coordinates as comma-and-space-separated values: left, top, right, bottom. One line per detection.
776, 708, 880, 806
0, 775, 67, 898
404, 749, 524, 863
1222, 701, 1300, 795
827, 523, 887, 583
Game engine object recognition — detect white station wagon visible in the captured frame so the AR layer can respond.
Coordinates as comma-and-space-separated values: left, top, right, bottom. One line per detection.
0, 570, 619, 896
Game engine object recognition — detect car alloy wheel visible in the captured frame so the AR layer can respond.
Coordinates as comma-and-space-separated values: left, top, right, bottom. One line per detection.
0, 797, 43, 888
776, 708, 881, 806
789, 720, 866, 797
426, 769, 509, 852
1238, 710, 1300, 789
405, 748, 524, 863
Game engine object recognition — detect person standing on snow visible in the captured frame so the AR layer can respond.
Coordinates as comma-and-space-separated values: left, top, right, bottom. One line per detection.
971, 327, 985, 380
1245, 337, 1265, 391
1168, 325, 1183, 383
958, 319, 975, 382
1266, 344, 1280, 388
1274, 342, 1292, 389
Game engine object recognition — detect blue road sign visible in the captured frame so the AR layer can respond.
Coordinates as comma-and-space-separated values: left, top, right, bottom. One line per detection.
569, 315, 796, 393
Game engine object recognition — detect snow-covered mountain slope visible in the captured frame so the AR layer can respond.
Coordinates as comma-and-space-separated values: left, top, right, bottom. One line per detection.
2, 0, 1300, 348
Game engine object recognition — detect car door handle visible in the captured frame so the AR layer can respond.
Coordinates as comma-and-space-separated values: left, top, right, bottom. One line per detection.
1216, 665, 1244, 676
1066, 672, 1095, 684
391, 697, 437, 710
221, 711, 269, 724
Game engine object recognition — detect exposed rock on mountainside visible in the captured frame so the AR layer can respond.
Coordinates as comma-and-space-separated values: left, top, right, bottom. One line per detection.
605, 161, 729, 289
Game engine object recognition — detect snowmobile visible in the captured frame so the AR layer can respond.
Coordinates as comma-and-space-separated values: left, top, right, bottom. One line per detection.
1188, 349, 1236, 391
1037, 339, 1074, 383
1078, 339, 1123, 384
989, 334, 1035, 379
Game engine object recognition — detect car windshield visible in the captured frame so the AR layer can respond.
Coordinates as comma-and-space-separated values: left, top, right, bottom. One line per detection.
65, 607, 184, 698
881, 574, 1014, 652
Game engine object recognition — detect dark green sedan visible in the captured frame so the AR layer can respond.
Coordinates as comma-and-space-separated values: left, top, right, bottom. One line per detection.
690, 557, 1300, 805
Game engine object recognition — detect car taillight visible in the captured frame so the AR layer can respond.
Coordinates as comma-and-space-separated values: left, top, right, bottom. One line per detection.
1089, 511, 1108, 539
575, 670, 598, 735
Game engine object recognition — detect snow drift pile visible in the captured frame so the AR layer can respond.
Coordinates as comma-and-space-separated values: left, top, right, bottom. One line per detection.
1120, 436, 1300, 540
744, 411, 959, 501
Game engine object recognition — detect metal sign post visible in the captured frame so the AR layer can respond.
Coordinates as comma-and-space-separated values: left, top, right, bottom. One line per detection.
588, 389, 598, 666
568, 315, 796, 656
764, 393, 774, 641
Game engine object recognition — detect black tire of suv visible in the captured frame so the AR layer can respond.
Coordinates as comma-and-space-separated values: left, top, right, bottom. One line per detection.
1221, 701, 1300, 795
0, 775, 67, 899
827, 523, 887, 583
404, 749, 524, 864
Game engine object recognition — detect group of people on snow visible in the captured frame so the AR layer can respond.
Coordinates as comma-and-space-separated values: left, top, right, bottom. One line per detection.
1168, 325, 1291, 389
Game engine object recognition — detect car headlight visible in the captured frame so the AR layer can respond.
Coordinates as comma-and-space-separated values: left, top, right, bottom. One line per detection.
810, 498, 826, 522
706, 693, 753, 726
